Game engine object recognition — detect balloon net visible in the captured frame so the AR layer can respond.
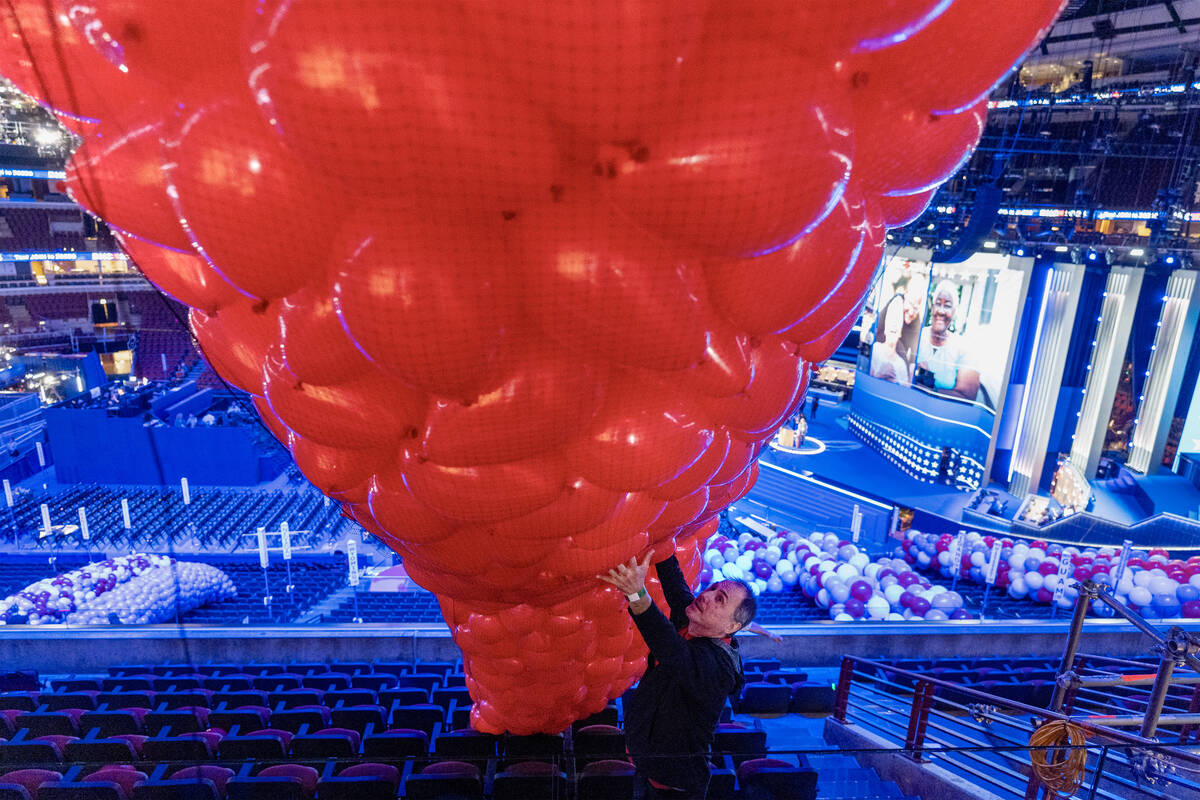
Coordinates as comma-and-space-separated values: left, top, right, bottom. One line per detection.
0, 0, 1064, 733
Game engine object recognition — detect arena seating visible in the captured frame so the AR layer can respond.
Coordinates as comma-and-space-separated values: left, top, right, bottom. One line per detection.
124, 293, 204, 384
7, 484, 352, 553
0, 207, 116, 252
0, 657, 869, 800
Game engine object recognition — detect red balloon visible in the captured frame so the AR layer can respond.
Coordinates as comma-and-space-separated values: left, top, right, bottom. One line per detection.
716, 0, 954, 55
0, 0, 157, 121
367, 466, 456, 546
853, 100, 986, 196
333, 203, 517, 399
701, 339, 807, 437
290, 434, 393, 495
65, 109, 191, 250
490, 480, 623, 542
403, 453, 568, 525
167, 96, 336, 299
246, 0, 562, 210
674, 320, 755, 398
874, 187, 937, 229
278, 284, 373, 386
849, 0, 1066, 114
649, 487, 709, 539
467, 2, 705, 143
421, 339, 604, 467
58, 0, 244, 92
794, 297, 868, 363
598, 39, 852, 257
565, 374, 715, 493
516, 197, 708, 372
189, 301, 281, 394
118, 233, 242, 314
264, 359, 425, 450
781, 215, 885, 344
651, 429, 731, 502
704, 191, 871, 335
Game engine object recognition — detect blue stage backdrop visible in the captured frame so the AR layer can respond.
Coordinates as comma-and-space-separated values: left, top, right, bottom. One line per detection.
45, 408, 262, 485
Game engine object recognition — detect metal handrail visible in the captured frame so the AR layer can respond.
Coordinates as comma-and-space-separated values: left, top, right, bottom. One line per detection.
834, 655, 1200, 765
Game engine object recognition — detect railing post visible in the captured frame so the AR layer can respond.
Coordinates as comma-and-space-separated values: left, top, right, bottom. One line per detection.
1051, 581, 1096, 713
1086, 745, 1109, 800
832, 656, 854, 723
1140, 643, 1180, 739
904, 680, 935, 762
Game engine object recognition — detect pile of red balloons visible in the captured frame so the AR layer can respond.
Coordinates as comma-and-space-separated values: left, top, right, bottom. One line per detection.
0, 0, 1063, 733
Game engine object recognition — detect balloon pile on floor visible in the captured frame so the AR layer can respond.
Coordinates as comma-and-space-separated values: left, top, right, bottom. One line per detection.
899, 530, 1200, 619
699, 527, 973, 621
0, 554, 236, 625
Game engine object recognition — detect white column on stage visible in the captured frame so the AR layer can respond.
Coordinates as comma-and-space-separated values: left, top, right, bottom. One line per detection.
1008, 263, 1086, 500
1127, 269, 1200, 474
1068, 266, 1144, 477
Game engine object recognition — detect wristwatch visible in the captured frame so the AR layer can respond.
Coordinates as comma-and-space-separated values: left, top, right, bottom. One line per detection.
626, 587, 648, 603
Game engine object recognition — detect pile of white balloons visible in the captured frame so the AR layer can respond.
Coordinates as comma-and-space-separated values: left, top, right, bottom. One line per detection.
899, 529, 1200, 620
699, 527, 973, 621
1, 554, 235, 625
699, 529, 804, 596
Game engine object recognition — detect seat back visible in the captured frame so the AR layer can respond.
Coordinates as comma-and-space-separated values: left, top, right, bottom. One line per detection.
224, 777, 305, 800
38, 783, 123, 800
256, 765, 317, 797
492, 763, 567, 800
170, 766, 233, 798
0, 770, 61, 800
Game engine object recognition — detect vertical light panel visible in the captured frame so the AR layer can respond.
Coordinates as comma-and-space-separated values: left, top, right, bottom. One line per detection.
1008, 263, 1085, 499
1126, 269, 1200, 474
1068, 267, 1144, 477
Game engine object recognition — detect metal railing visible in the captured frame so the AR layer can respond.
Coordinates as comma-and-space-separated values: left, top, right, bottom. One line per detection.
831, 580, 1200, 798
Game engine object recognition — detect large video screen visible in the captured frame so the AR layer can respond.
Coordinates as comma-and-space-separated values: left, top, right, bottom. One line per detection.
852, 252, 1028, 489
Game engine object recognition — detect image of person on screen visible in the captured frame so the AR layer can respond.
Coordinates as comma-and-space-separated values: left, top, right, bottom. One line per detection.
917, 280, 981, 402
869, 293, 912, 386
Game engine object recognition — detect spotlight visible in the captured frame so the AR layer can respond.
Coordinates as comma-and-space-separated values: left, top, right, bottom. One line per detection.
1087, 251, 1097, 261
1129, 248, 1145, 257
1165, 254, 1176, 265
1015, 247, 1026, 256
982, 241, 997, 249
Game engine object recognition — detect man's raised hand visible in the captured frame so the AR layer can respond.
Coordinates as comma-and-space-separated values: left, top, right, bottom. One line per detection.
597, 551, 653, 596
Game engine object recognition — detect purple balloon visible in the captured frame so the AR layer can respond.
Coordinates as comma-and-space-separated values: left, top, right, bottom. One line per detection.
850, 580, 874, 602
910, 597, 931, 616
843, 597, 865, 619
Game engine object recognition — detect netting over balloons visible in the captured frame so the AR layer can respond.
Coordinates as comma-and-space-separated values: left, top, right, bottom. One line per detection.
0, 0, 1064, 733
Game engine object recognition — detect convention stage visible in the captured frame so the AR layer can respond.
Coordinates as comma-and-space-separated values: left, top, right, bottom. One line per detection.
743, 396, 1200, 547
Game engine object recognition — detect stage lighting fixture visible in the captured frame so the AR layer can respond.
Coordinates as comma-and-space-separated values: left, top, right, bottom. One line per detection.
982, 241, 997, 249
1015, 248, 1026, 256
1129, 248, 1145, 257
1164, 254, 1176, 264
1054, 245, 1069, 252
912, 235, 923, 243
1087, 251, 1097, 261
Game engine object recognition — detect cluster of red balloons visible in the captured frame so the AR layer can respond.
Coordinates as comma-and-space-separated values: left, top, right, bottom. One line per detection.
0, 0, 1063, 733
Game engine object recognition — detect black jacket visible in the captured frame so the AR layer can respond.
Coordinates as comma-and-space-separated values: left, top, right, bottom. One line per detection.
624, 555, 744, 794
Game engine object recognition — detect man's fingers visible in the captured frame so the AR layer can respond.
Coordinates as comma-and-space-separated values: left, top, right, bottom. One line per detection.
640, 551, 653, 570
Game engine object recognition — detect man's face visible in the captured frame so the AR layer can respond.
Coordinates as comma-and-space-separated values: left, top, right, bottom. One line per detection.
930, 288, 957, 333
686, 580, 748, 638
